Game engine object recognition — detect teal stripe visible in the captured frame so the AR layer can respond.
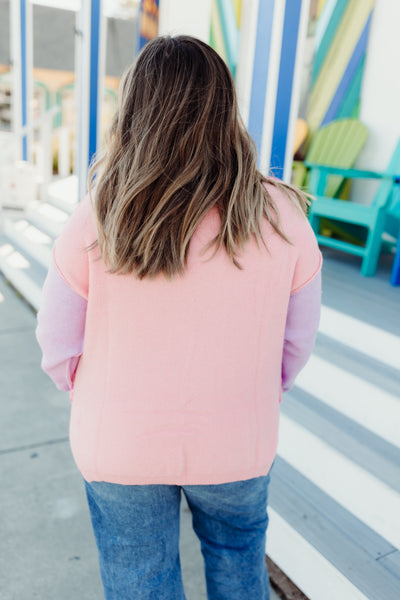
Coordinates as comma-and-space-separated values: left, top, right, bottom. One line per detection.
314, 0, 337, 51
312, 0, 349, 85
217, 0, 239, 76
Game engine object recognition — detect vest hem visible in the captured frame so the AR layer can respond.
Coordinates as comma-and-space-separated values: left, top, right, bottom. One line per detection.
77, 459, 276, 486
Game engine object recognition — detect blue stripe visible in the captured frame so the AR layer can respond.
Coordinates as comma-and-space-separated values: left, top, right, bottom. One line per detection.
248, 0, 275, 161
322, 14, 371, 126
335, 56, 365, 119
270, 0, 302, 179
20, 0, 27, 160
88, 0, 101, 165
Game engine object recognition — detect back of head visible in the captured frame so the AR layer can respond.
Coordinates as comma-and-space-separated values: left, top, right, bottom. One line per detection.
87, 35, 307, 280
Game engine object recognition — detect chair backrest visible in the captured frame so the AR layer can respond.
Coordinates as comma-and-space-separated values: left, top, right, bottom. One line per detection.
307, 118, 368, 196
385, 139, 400, 176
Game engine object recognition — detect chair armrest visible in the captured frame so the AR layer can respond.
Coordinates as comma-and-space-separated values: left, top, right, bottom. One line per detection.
304, 162, 392, 180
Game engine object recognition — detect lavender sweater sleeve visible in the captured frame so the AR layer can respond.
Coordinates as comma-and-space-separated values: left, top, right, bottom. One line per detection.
35, 256, 87, 392
281, 270, 322, 393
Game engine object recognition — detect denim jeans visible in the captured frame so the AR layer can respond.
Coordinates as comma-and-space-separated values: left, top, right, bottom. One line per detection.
83, 462, 275, 600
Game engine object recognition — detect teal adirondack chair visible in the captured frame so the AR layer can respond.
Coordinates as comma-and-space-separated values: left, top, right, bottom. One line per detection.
306, 139, 400, 277
389, 181, 400, 285
292, 118, 369, 193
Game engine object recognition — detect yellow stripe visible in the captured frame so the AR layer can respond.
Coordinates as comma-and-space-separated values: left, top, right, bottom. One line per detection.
210, 0, 228, 63
233, 0, 242, 27
307, 0, 374, 132
317, 0, 327, 19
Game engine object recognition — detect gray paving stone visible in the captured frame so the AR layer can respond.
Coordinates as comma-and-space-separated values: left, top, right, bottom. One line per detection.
0, 326, 70, 451
0, 443, 103, 600
0, 275, 35, 332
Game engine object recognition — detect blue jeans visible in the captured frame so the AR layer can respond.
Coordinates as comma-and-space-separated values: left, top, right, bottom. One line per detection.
83, 463, 275, 600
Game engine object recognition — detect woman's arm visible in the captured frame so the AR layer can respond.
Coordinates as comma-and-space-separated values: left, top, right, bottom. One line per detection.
282, 270, 321, 393
35, 256, 87, 392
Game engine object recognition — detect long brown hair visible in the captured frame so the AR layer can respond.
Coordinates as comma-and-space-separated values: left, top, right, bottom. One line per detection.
86, 35, 308, 280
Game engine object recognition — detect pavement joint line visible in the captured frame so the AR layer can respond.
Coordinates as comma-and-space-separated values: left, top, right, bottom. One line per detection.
0, 436, 69, 456
376, 548, 399, 561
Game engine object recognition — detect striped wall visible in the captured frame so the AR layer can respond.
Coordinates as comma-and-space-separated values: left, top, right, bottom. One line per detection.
307, 0, 375, 133
235, 0, 311, 181
10, 0, 375, 195
224, 0, 375, 178
210, 0, 240, 76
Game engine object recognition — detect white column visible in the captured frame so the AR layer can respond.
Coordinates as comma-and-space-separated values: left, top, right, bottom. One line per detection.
259, 0, 286, 176
75, 0, 105, 201
282, 0, 310, 182
235, 0, 260, 127
158, 0, 212, 43
10, 0, 33, 162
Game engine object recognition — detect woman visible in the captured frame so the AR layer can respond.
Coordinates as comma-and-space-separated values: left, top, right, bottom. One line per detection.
36, 35, 322, 600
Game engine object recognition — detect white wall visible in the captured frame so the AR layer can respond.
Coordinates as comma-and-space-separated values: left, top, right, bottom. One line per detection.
158, 0, 212, 43
353, 0, 400, 203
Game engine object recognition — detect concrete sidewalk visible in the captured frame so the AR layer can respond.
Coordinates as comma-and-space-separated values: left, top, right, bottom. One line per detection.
0, 272, 280, 600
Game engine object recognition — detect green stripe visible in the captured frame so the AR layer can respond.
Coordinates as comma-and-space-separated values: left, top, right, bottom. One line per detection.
312, 0, 350, 85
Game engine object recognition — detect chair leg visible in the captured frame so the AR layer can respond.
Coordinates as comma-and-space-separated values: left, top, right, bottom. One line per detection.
390, 239, 400, 285
361, 212, 386, 277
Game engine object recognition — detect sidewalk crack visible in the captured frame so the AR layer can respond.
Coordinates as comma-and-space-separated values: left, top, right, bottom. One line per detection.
0, 437, 69, 456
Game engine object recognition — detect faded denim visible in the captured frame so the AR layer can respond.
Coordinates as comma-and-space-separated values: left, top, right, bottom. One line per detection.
84, 461, 275, 600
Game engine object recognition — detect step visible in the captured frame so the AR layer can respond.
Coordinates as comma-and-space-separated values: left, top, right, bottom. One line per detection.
0, 192, 78, 306
47, 193, 77, 216
268, 456, 400, 600
282, 387, 400, 494
277, 412, 400, 549
319, 304, 400, 369
47, 174, 79, 214
295, 354, 400, 448
2, 214, 54, 270
0, 232, 47, 311
268, 313, 400, 599
25, 200, 70, 239
313, 332, 399, 400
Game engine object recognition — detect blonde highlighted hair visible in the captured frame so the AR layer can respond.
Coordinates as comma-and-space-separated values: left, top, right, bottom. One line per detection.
86, 35, 309, 280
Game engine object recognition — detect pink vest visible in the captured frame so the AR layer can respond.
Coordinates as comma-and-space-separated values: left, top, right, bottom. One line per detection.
53, 185, 321, 484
